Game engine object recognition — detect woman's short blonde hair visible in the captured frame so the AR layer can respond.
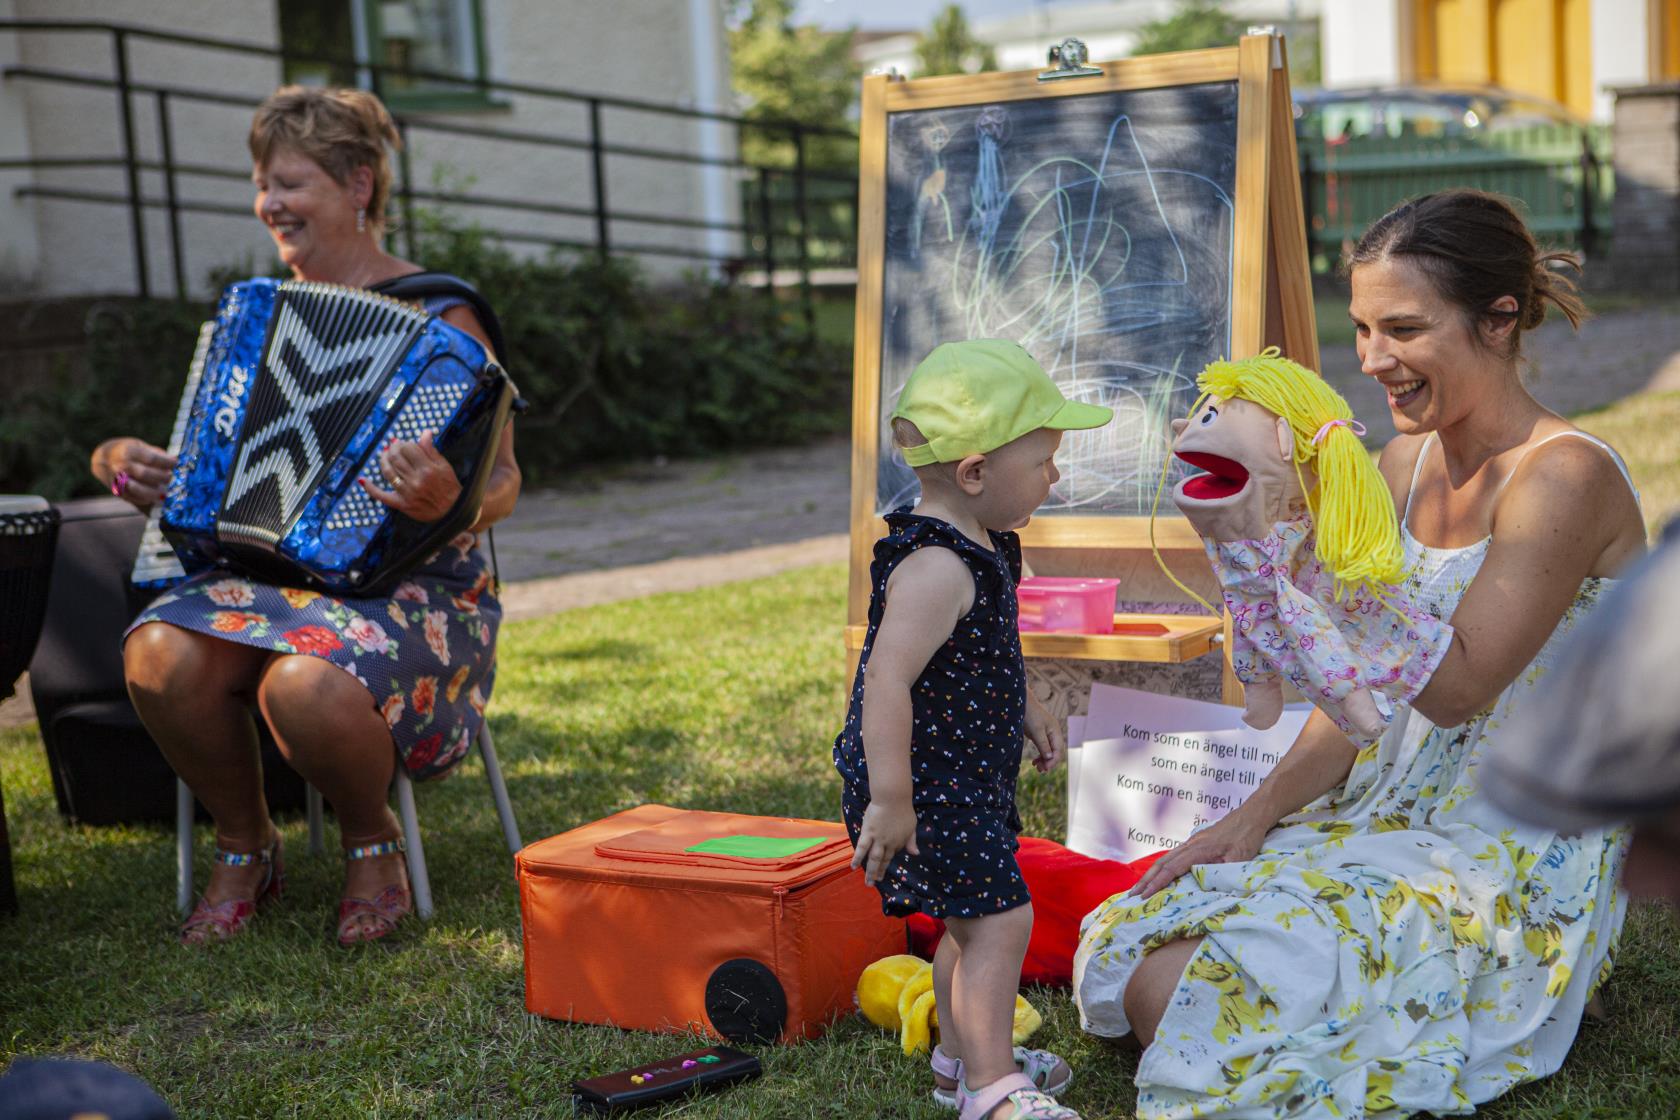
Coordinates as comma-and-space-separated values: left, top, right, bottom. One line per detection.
248, 85, 402, 227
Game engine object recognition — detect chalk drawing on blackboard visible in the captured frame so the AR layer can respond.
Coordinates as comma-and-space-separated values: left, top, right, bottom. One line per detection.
911, 120, 953, 258
877, 82, 1239, 519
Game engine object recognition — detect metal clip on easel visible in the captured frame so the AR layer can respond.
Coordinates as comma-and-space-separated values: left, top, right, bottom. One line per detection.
1038, 38, 1103, 82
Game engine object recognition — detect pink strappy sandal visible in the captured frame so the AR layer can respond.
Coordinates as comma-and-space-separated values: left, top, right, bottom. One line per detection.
931, 1046, 1072, 1109
336, 837, 412, 946
958, 1072, 1081, 1120
179, 833, 284, 946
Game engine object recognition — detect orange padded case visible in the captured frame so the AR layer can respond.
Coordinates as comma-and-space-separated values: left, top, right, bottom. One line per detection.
517, 804, 906, 1043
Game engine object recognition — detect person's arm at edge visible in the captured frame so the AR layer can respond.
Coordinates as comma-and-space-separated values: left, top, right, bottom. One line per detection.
440, 303, 521, 532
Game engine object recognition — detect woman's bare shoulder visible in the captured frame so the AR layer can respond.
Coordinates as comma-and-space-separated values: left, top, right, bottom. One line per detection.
1496, 427, 1645, 572
1503, 426, 1631, 502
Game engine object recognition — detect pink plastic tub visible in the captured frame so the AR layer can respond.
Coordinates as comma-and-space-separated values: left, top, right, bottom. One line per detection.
1016, 577, 1121, 634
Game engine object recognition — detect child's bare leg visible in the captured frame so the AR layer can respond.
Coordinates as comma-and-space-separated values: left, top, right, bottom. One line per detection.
932, 930, 964, 1089
944, 904, 1033, 1110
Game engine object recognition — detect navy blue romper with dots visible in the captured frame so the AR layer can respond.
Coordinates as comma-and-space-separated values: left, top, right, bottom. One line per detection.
834, 507, 1032, 920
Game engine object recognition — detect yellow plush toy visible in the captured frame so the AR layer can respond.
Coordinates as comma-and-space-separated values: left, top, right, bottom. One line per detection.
856, 954, 1043, 1055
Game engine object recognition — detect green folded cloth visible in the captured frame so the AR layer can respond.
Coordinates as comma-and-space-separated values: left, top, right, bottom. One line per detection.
685, 835, 830, 858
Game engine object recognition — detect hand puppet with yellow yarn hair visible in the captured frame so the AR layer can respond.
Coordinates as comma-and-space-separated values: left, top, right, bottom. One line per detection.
1163, 349, 1454, 743
855, 954, 1041, 1056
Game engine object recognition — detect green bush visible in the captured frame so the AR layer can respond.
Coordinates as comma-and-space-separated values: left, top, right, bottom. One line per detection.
0, 297, 212, 501
0, 221, 850, 499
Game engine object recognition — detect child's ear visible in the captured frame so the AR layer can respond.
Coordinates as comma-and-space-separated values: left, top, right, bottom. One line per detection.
955, 453, 986, 495
1275, 416, 1292, 462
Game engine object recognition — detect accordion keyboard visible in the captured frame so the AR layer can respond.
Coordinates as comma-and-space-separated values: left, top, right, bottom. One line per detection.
131, 321, 216, 587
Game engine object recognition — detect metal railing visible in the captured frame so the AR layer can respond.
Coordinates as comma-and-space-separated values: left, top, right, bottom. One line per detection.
0, 18, 860, 305
2, 20, 1615, 304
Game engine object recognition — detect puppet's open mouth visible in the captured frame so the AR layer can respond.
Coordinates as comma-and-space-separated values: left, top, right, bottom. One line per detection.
1176, 452, 1250, 501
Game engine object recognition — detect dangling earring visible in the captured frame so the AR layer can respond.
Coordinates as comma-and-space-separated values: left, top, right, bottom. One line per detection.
356, 207, 367, 234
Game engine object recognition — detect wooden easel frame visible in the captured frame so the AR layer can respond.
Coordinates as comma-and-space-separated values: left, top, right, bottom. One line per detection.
845, 34, 1317, 675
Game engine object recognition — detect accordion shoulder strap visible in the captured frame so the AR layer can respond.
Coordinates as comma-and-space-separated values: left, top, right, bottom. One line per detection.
369, 270, 519, 591
369, 271, 508, 370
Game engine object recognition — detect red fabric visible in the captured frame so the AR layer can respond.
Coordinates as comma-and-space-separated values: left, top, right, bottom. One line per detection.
906, 837, 1165, 987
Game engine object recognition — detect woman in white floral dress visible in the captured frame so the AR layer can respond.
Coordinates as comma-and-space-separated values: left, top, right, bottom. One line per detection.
1073, 189, 1648, 1118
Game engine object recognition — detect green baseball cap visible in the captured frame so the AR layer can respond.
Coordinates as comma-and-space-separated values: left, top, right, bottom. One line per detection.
892, 339, 1113, 466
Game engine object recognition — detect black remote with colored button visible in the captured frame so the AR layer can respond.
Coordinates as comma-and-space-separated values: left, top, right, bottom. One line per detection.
572, 1045, 761, 1114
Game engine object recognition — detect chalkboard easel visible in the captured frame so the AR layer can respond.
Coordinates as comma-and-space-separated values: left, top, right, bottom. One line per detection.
845, 34, 1317, 689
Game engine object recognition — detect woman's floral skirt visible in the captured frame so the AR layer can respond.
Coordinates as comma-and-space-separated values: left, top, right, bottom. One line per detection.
125, 532, 500, 780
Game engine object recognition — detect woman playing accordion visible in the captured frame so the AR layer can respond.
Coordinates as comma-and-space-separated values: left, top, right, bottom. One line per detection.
90, 85, 521, 947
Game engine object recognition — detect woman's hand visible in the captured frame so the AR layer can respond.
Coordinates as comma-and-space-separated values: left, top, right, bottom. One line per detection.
1024, 693, 1065, 773
360, 431, 463, 522
91, 437, 176, 510
1127, 802, 1272, 900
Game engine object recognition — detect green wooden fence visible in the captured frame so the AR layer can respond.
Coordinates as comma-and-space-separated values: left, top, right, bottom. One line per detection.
1300, 123, 1612, 272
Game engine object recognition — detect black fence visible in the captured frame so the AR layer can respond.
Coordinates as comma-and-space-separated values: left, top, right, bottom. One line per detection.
0, 18, 860, 305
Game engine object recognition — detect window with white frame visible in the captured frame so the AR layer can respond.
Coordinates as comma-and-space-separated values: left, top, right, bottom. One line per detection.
279, 0, 497, 110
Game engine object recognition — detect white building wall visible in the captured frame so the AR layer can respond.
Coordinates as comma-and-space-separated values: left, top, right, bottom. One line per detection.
1591, 0, 1652, 120
0, 0, 736, 298
460, 0, 735, 275
1320, 0, 1403, 89
3, 0, 282, 298
0, 0, 42, 291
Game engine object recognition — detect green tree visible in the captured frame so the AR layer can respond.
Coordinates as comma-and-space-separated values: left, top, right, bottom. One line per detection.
1129, 0, 1244, 57
728, 0, 860, 169
1129, 1, 1321, 83
913, 4, 998, 77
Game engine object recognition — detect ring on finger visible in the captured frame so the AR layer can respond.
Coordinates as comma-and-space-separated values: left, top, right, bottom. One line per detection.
392, 475, 405, 488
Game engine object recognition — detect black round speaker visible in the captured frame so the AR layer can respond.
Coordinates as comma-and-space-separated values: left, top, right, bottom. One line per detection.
704, 958, 787, 1045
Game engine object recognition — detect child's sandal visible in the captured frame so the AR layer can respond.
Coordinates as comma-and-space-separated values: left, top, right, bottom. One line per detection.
931, 1047, 1072, 1109
957, 1072, 1080, 1120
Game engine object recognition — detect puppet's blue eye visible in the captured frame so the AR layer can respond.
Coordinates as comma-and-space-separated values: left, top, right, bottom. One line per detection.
1199, 407, 1219, 425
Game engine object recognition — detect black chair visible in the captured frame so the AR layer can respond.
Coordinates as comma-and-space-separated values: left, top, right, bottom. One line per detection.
0, 496, 62, 915
27, 497, 306, 827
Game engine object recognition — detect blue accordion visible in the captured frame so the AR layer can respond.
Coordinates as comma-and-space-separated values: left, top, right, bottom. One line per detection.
138, 278, 513, 596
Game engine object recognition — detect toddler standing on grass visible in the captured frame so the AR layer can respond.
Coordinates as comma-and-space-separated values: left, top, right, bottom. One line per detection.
834, 339, 1112, 1120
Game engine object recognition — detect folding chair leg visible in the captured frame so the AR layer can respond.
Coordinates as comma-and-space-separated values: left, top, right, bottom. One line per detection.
176, 779, 194, 915
306, 785, 325, 856
393, 768, 434, 921
478, 723, 522, 854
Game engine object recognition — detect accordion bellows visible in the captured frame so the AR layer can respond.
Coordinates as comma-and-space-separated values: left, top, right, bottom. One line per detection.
159, 278, 513, 595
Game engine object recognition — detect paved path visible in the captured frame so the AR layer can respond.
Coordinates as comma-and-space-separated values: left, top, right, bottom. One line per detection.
490, 438, 852, 583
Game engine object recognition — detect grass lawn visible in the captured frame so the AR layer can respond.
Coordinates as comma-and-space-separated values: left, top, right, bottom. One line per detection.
4, 390, 1679, 1118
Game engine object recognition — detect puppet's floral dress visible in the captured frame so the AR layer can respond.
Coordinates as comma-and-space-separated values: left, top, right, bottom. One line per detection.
1073, 524, 1628, 1118
125, 531, 498, 781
